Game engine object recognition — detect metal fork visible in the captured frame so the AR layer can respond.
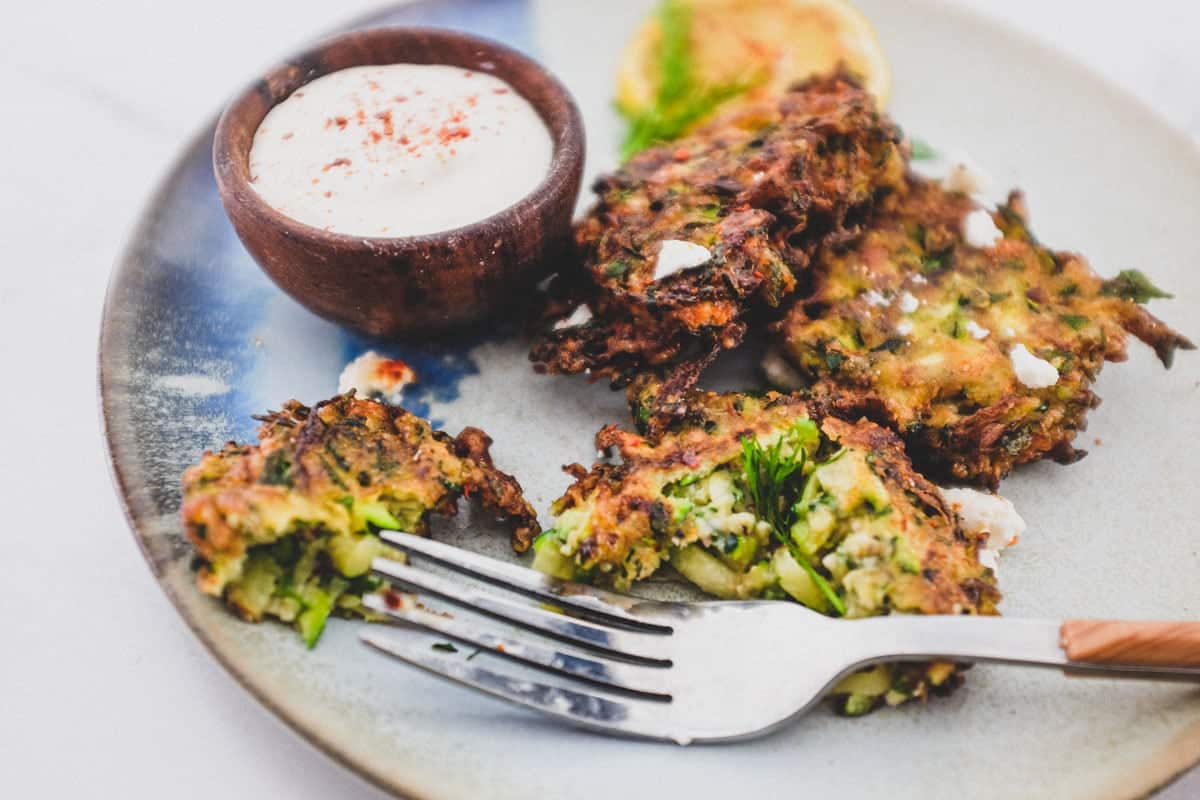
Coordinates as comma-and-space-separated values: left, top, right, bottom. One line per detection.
360, 531, 1200, 744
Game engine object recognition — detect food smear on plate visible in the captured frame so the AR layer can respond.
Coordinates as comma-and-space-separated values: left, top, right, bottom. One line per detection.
180, 393, 539, 647
247, 64, 552, 237
338, 350, 416, 405
533, 382, 1001, 715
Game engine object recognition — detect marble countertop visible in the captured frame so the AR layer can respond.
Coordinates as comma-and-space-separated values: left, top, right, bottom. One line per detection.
2, 1, 1196, 797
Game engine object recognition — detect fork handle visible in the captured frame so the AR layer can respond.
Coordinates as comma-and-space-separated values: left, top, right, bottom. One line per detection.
851, 616, 1200, 681
1059, 619, 1200, 668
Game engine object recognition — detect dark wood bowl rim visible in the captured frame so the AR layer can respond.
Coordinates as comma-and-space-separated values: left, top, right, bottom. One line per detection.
213, 26, 583, 249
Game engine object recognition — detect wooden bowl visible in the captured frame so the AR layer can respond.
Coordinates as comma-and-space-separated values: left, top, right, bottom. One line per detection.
213, 27, 584, 339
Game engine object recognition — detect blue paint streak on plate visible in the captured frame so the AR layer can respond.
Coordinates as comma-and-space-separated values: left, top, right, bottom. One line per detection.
335, 0, 539, 426
338, 328, 512, 427
171, 0, 541, 441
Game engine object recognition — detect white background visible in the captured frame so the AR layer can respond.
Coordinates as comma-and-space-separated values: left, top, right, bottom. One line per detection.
2, 1, 1197, 797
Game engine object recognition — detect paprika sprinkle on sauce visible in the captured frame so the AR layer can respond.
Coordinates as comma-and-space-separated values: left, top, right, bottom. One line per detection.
248, 64, 552, 237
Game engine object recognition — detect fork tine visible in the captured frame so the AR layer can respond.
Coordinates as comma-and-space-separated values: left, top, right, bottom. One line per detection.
363, 594, 671, 698
371, 558, 672, 664
378, 531, 673, 632
361, 631, 679, 742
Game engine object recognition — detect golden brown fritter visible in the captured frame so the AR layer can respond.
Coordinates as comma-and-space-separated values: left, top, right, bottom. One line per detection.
533, 386, 998, 713
530, 71, 906, 386
771, 177, 1193, 487
181, 393, 539, 645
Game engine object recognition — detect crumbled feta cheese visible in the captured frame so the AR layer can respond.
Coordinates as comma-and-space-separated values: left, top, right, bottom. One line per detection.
552, 304, 592, 330
962, 209, 1003, 248
760, 347, 805, 390
653, 239, 711, 281
896, 320, 914, 335
898, 291, 919, 314
941, 486, 1026, 576
941, 151, 992, 195
337, 350, 416, 405
911, 274, 928, 285
941, 487, 1026, 549
1009, 343, 1058, 388
964, 319, 990, 340
978, 548, 1001, 573
862, 289, 889, 307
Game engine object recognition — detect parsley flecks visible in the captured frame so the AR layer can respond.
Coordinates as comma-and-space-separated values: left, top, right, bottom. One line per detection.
1059, 313, 1089, 331
739, 422, 846, 616
259, 450, 294, 487
909, 137, 937, 161
618, 0, 760, 160
919, 255, 944, 274
432, 642, 458, 653
1102, 269, 1173, 304
605, 259, 629, 278
872, 337, 906, 353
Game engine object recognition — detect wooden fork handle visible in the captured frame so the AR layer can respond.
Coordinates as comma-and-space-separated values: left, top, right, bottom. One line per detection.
1060, 620, 1200, 668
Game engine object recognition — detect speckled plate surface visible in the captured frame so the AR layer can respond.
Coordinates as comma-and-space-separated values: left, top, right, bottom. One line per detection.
99, 1, 1200, 798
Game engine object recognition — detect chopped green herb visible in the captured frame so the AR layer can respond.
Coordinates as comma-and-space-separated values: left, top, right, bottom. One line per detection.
316, 453, 349, 490
872, 337, 906, 353
1037, 250, 1059, 275
259, 450, 294, 487
359, 501, 403, 531
1059, 314, 1089, 331
605, 259, 630, 278
909, 137, 937, 161
432, 642, 458, 653
1102, 269, 1173, 304
618, 0, 761, 160
739, 424, 845, 616
919, 255, 944, 273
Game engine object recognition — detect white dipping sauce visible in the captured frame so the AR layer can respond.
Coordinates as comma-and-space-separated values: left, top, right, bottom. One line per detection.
248, 64, 553, 237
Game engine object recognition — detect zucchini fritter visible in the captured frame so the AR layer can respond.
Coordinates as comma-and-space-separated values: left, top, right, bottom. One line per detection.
772, 178, 1193, 487
534, 386, 998, 714
181, 393, 539, 646
531, 71, 906, 385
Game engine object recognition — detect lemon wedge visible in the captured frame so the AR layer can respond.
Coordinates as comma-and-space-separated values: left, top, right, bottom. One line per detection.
617, 0, 891, 120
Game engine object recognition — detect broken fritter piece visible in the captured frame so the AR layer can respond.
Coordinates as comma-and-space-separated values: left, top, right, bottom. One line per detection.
771, 177, 1193, 487
531, 71, 907, 386
534, 387, 999, 714
181, 393, 539, 646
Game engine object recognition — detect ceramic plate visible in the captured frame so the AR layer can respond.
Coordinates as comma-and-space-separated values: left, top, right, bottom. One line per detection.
99, 1, 1200, 798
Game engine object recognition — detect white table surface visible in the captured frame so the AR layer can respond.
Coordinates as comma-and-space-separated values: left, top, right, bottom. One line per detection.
3, 1, 1197, 797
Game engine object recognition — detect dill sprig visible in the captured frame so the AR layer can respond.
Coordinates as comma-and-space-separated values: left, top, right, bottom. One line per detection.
1102, 269, 1173, 304
739, 423, 846, 616
619, 0, 761, 160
